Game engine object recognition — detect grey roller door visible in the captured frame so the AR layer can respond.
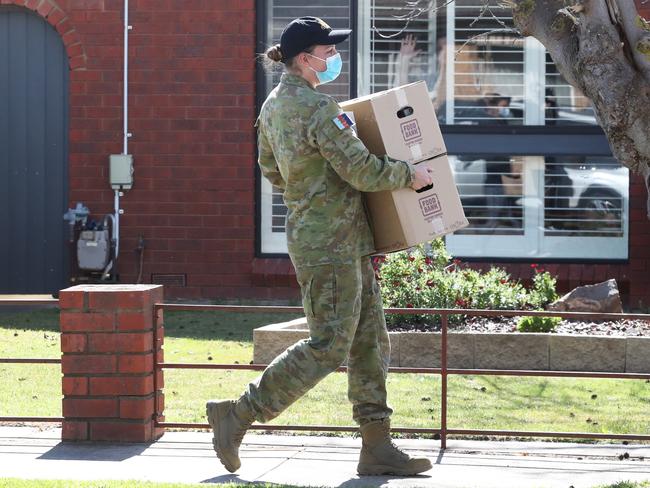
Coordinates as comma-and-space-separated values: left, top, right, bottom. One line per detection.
0, 6, 69, 294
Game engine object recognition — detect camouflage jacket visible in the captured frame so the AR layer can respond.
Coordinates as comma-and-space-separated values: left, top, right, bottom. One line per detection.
256, 73, 415, 266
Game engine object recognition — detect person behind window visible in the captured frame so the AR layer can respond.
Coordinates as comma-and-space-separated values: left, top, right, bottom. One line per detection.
390, 34, 421, 87
475, 93, 516, 228
204, 16, 433, 477
480, 92, 511, 123
391, 34, 516, 230
545, 88, 559, 125
389, 34, 448, 112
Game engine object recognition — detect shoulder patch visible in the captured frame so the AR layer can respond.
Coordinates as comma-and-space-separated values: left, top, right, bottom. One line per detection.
332, 112, 354, 130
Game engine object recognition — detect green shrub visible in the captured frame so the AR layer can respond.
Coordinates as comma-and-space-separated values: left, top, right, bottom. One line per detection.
527, 264, 560, 309
375, 240, 559, 327
516, 316, 561, 333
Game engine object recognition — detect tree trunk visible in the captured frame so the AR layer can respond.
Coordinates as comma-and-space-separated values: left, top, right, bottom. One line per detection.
508, 0, 650, 216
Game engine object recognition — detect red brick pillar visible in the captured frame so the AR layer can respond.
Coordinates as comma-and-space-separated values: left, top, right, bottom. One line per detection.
58, 285, 165, 442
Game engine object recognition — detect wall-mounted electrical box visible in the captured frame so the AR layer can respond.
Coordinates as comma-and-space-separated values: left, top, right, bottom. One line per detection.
110, 154, 134, 190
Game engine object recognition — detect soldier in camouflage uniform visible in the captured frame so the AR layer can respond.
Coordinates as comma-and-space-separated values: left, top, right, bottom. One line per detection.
206, 17, 433, 476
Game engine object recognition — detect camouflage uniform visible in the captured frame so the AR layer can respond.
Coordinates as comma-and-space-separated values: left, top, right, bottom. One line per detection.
248, 73, 414, 424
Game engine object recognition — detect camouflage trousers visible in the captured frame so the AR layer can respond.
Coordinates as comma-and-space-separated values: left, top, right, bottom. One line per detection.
244, 256, 393, 425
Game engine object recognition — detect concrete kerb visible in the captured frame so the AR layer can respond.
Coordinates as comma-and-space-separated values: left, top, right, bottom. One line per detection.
253, 317, 650, 372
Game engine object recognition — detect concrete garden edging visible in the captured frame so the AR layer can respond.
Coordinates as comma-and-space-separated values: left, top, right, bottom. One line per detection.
253, 317, 650, 373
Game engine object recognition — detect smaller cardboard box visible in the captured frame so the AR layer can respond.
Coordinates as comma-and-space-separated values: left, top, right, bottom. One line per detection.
341, 80, 446, 163
364, 154, 469, 254
341, 81, 468, 253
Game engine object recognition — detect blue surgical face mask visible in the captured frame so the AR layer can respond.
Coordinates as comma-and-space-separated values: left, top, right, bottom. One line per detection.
307, 52, 342, 84
499, 107, 511, 118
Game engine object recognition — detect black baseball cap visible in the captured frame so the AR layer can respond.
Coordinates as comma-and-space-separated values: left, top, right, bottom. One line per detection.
279, 17, 351, 62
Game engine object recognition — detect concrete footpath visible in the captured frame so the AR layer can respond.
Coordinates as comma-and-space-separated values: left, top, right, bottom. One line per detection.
1, 426, 649, 488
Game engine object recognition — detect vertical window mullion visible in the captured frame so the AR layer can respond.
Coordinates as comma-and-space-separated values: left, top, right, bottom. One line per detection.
523, 38, 545, 251
524, 156, 545, 254
259, 0, 353, 255
524, 37, 545, 125
357, 0, 371, 96
445, 2, 455, 125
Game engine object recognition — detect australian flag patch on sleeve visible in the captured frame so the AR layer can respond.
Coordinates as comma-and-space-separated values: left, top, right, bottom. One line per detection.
332, 112, 355, 130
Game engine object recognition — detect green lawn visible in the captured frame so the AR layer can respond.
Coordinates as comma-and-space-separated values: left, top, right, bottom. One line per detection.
1, 309, 650, 439
0, 481, 296, 488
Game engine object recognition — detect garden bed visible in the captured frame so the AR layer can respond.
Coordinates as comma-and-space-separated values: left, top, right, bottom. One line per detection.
253, 317, 650, 372
390, 317, 650, 337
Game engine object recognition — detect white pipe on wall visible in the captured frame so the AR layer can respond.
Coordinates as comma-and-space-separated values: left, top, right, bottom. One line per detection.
114, 0, 130, 262
123, 0, 129, 154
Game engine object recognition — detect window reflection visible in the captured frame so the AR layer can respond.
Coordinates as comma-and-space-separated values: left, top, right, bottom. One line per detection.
450, 155, 524, 235
372, 0, 597, 126
544, 157, 626, 237
449, 155, 627, 239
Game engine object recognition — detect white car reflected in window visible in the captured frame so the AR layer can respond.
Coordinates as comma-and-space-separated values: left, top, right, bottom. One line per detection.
450, 156, 627, 238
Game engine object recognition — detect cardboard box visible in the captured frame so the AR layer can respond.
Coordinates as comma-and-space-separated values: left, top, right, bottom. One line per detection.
341, 81, 468, 254
341, 80, 446, 163
363, 155, 469, 253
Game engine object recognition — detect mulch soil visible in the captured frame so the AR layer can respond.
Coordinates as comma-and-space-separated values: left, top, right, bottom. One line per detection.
388, 317, 650, 336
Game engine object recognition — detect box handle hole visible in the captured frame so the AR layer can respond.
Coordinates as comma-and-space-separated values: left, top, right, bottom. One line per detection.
396, 106, 414, 118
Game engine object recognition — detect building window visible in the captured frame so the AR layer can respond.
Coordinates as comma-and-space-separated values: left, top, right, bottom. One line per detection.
446, 155, 629, 259
258, 0, 629, 260
259, 0, 353, 254
359, 0, 596, 126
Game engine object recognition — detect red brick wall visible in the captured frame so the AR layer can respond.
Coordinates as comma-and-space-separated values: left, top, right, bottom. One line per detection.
5, 0, 650, 308
115, 0, 262, 300
4, 0, 296, 301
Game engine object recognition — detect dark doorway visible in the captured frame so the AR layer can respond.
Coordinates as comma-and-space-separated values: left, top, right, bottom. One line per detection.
0, 6, 69, 294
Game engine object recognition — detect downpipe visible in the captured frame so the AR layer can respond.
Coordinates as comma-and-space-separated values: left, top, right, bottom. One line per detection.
110, 0, 130, 277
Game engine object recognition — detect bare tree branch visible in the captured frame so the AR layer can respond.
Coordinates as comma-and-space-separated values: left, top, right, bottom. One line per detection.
372, 0, 455, 39
455, 28, 520, 58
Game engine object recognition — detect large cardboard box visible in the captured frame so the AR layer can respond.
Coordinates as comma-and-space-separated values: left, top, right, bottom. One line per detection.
341, 81, 446, 163
341, 81, 468, 254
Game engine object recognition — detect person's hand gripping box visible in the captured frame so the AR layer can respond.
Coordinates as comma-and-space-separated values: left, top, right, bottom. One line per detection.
341, 81, 468, 253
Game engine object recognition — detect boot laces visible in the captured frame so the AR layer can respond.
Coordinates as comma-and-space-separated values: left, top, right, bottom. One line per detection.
379, 422, 410, 461
386, 439, 410, 461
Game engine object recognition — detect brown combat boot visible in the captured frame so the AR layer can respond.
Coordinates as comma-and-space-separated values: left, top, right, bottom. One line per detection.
357, 418, 432, 476
206, 398, 255, 473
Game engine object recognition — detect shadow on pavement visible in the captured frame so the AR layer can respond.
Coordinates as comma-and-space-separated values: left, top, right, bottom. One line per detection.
38, 441, 150, 462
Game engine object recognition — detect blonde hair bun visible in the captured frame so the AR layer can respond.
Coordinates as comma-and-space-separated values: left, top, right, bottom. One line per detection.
266, 44, 283, 63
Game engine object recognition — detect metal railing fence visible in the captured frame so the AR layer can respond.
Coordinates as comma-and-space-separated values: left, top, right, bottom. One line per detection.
153, 304, 650, 449
0, 297, 61, 423
1, 297, 649, 448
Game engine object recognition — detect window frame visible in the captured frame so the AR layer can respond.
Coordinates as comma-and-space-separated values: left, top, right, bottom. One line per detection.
254, 0, 359, 258
255, 0, 628, 263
